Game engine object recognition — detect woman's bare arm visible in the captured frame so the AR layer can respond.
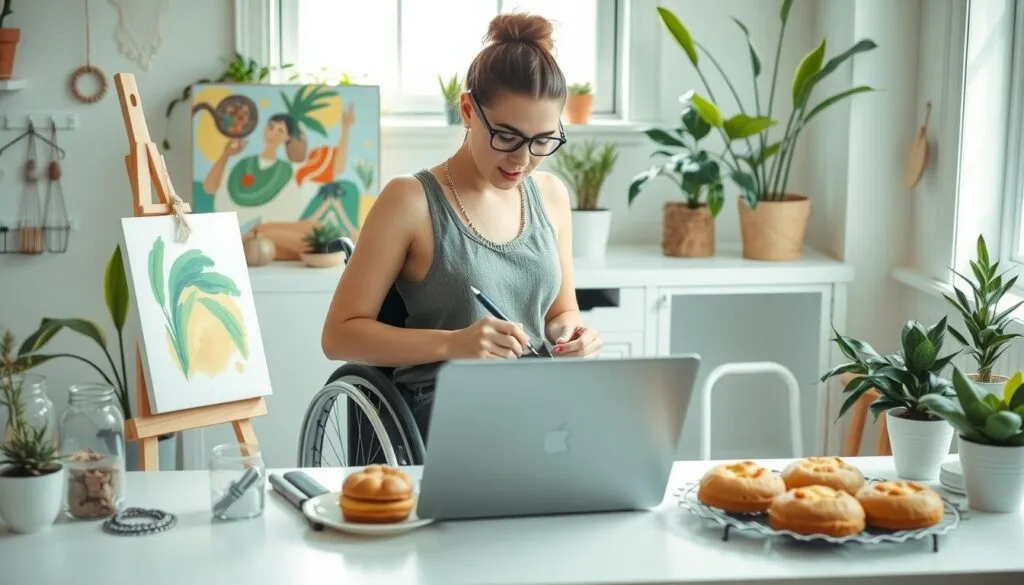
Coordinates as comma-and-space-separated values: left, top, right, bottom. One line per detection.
321, 176, 454, 366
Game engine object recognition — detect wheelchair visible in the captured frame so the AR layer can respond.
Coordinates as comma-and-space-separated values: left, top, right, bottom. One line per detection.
296, 237, 428, 468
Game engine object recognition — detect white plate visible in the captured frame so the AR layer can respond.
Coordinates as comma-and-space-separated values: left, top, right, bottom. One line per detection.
302, 492, 433, 536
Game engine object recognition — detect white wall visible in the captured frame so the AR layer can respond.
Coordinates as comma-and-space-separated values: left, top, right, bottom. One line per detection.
0, 0, 927, 465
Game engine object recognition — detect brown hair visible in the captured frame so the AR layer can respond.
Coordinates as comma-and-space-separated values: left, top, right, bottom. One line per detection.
464, 13, 566, 107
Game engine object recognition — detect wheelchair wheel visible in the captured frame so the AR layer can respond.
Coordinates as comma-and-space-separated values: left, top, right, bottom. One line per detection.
298, 380, 398, 467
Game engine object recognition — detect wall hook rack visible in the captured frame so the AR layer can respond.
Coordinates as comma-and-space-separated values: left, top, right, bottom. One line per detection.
0, 120, 66, 159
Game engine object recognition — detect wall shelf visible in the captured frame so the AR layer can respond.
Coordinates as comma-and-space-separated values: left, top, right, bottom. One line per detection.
0, 79, 27, 91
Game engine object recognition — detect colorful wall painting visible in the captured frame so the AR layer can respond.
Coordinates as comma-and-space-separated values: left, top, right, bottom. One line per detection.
119, 212, 274, 414
189, 83, 380, 259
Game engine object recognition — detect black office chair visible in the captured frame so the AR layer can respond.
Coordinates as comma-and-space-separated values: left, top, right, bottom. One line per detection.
296, 237, 427, 468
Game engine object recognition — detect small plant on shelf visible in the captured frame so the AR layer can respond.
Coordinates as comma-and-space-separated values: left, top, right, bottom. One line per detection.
0, 329, 61, 478
300, 222, 346, 268
549, 140, 619, 211
565, 82, 594, 124
439, 73, 463, 125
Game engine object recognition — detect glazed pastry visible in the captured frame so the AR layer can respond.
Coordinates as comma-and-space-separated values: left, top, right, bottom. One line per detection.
697, 460, 786, 513
339, 464, 416, 524
768, 485, 867, 537
781, 456, 866, 495
855, 480, 945, 530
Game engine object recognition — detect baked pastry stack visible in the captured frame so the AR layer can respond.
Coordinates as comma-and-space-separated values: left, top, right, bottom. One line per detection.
339, 464, 416, 524
695, 456, 945, 538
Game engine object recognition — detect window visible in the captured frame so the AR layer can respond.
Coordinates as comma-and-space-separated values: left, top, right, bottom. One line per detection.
1002, 1, 1024, 273
276, 0, 620, 118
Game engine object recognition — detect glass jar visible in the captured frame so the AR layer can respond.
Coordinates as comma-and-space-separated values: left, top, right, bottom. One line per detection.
1, 373, 58, 449
209, 443, 265, 520
59, 383, 126, 520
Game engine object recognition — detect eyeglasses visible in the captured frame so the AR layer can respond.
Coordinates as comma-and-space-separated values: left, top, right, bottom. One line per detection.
469, 92, 567, 157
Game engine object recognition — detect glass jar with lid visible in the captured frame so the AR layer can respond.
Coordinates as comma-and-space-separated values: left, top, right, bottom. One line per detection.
59, 383, 126, 520
1, 372, 58, 449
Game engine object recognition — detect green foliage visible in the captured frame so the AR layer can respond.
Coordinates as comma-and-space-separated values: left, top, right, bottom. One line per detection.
354, 160, 375, 192
821, 318, 959, 423
920, 367, 1024, 446
148, 237, 246, 380
943, 235, 1023, 383
0, 0, 12, 28
568, 83, 592, 96
438, 74, 463, 104
630, 96, 726, 217
0, 330, 61, 476
17, 246, 133, 418
304, 222, 344, 254
281, 84, 335, 138
656, 2, 878, 208
549, 140, 619, 211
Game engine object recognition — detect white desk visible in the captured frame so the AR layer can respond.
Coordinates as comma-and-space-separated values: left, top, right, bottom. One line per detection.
181, 244, 854, 470
2, 457, 1019, 585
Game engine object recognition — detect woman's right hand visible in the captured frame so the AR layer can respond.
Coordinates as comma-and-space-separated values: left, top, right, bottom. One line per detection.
448, 316, 532, 359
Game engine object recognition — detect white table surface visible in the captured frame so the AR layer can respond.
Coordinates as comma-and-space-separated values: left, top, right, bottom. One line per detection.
1, 456, 1021, 585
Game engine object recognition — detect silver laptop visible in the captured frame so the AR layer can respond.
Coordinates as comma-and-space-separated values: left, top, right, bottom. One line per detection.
415, 354, 701, 521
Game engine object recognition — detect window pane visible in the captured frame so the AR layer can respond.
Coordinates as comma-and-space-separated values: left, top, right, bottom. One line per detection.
501, 1, 599, 95
295, 0, 399, 94
399, 0, 497, 100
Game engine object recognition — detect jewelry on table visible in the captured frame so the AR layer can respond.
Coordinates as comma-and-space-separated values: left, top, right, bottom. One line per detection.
102, 507, 177, 536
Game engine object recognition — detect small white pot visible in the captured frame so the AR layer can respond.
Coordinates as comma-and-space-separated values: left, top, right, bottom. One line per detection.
968, 373, 1008, 398
957, 435, 1024, 513
0, 464, 65, 534
885, 408, 953, 481
571, 209, 612, 259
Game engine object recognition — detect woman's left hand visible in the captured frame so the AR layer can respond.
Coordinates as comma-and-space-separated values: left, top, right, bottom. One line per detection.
551, 325, 601, 358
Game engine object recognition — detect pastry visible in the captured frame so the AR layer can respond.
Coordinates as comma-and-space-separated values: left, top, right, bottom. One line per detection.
339, 464, 416, 524
781, 456, 866, 495
855, 480, 944, 530
768, 485, 866, 537
697, 460, 786, 513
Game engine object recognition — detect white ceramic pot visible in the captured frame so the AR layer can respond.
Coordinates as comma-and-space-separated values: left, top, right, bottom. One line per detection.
968, 373, 1008, 398
957, 435, 1024, 513
885, 408, 954, 481
0, 464, 65, 534
571, 209, 612, 259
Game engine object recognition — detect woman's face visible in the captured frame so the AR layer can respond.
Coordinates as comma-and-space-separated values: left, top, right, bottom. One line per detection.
462, 91, 564, 190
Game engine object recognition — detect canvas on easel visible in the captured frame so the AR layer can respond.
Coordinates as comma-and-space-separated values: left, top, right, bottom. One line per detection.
113, 71, 267, 471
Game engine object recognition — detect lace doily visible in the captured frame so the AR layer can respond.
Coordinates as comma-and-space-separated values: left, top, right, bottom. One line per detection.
109, 0, 170, 71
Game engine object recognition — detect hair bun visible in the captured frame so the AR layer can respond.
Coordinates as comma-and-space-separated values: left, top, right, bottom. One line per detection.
486, 13, 555, 52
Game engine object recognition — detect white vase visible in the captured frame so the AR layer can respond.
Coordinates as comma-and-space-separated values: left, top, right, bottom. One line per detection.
957, 435, 1024, 513
0, 464, 65, 534
885, 408, 954, 481
571, 209, 611, 259
968, 373, 1008, 398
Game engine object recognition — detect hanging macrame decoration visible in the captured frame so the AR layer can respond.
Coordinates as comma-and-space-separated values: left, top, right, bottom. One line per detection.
109, 0, 170, 71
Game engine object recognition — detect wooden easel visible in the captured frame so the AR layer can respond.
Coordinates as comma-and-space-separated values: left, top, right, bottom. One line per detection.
114, 72, 267, 471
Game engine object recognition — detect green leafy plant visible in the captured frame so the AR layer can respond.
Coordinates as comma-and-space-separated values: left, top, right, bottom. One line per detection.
549, 140, 619, 211
821, 318, 959, 422
657, 1, 878, 208
629, 97, 725, 218
0, 329, 61, 477
16, 246, 132, 418
438, 74, 462, 105
303, 222, 344, 254
943, 235, 1023, 383
148, 237, 247, 380
568, 82, 592, 96
0, 0, 13, 28
354, 160, 375, 192
920, 367, 1024, 446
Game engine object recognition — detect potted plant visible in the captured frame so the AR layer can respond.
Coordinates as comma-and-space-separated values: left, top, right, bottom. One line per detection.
943, 234, 1023, 395
0, 0, 19, 80
629, 98, 726, 258
301, 222, 346, 268
565, 83, 593, 124
921, 367, 1024, 512
16, 246, 178, 471
549, 139, 619, 259
0, 329, 64, 534
438, 74, 463, 126
821, 318, 958, 481
656, 3, 878, 260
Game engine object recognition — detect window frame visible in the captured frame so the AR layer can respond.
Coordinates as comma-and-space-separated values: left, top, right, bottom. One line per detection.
273, 0, 620, 118
1001, 0, 1024, 276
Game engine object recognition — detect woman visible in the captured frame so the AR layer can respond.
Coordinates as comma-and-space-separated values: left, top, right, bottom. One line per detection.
321, 12, 602, 443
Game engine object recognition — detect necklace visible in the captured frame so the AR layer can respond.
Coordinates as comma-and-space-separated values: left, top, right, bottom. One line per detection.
444, 158, 526, 247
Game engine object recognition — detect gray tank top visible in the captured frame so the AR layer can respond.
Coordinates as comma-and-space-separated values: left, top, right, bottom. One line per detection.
392, 169, 562, 392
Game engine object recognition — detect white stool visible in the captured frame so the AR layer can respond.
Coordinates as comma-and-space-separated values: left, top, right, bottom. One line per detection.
697, 361, 803, 460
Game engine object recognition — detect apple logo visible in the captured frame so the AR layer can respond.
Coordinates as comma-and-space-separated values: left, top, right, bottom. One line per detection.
544, 425, 571, 455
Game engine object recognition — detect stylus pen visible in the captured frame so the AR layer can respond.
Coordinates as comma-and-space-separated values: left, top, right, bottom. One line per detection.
269, 473, 323, 531
469, 285, 541, 356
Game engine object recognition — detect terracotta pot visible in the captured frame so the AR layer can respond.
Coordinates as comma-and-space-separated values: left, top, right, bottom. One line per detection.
662, 202, 714, 257
300, 250, 346, 268
0, 28, 20, 80
565, 93, 593, 124
737, 194, 811, 261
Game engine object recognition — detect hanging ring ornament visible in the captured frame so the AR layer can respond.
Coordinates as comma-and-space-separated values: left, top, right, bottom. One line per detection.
69, 64, 108, 104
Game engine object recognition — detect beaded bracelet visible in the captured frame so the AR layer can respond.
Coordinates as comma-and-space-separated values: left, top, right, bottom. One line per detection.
102, 507, 177, 537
